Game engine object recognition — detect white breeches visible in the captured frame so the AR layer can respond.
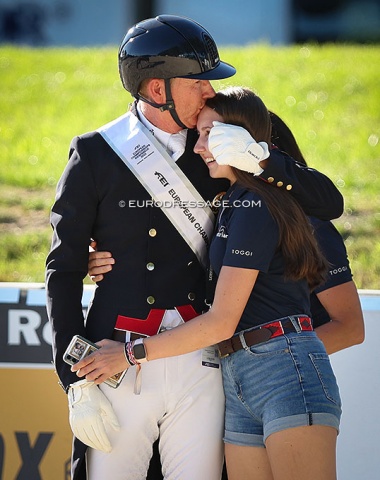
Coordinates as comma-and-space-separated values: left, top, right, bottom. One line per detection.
86, 348, 225, 480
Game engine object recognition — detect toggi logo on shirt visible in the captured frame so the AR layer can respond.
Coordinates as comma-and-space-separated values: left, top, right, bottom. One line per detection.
216, 226, 228, 238
329, 266, 348, 275
231, 249, 253, 256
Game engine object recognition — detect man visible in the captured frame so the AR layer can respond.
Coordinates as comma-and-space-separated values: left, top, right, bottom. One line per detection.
46, 15, 343, 480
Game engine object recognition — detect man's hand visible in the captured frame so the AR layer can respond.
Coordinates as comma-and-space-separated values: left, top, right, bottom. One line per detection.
209, 121, 270, 175
88, 240, 115, 282
68, 379, 120, 452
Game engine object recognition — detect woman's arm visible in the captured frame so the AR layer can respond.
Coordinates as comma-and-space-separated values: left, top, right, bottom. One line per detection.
314, 281, 365, 354
145, 266, 259, 360
71, 266, 259, 383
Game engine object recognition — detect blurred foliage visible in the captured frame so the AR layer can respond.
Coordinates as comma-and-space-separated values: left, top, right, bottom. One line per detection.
0, 44, 379, 288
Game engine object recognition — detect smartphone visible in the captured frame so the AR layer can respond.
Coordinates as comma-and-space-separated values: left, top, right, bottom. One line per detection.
63, 334, 126, 388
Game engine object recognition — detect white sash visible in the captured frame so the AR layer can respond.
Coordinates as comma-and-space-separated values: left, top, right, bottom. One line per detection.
97, 112, 214, 268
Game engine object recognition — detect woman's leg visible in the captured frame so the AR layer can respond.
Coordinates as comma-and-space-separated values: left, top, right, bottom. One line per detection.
221, 331, 341, 480
224, 443, 274, 480
265, 425, 337, 480
224, 425, 337, 480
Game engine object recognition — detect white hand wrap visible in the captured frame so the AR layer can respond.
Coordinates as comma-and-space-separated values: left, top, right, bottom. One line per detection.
68, 379, 120, 452
209, 121, 270, 175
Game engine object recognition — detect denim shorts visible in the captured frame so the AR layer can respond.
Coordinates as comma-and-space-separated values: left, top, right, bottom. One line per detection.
221, 330, 342, 447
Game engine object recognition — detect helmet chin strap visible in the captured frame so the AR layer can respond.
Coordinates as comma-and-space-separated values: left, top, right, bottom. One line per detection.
135, 79, 188, 130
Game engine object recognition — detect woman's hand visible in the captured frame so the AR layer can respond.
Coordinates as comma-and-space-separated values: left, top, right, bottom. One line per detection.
71, 339, 129, 385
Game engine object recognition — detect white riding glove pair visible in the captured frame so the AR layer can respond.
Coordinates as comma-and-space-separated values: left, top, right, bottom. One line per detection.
68, 379, 120, 452
209, 121, 270, 175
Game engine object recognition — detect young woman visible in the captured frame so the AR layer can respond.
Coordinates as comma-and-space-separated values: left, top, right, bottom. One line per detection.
74, 87, 342, 480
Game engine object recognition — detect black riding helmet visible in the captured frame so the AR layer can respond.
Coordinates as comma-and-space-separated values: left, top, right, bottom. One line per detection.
118, 15, 236, 128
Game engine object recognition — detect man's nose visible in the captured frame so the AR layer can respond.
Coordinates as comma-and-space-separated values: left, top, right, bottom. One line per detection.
202, 80, 216, 98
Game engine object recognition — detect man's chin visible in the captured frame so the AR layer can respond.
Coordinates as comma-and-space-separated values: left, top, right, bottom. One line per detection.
186, 121, 197, 130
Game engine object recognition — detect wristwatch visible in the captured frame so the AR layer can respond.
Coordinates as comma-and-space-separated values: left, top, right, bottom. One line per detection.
132, 338, 148, 363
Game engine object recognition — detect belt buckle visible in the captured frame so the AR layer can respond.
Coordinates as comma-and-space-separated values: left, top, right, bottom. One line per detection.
218, 333, 243, 358
218, 341, 230, 358
219, 350, 230, 359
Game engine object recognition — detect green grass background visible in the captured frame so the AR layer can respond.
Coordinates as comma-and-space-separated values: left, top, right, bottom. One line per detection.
0, 44, 379, 288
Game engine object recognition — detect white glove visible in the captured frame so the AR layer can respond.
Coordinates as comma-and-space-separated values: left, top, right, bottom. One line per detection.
209, 121, 270, 176
68, 379, 120, 452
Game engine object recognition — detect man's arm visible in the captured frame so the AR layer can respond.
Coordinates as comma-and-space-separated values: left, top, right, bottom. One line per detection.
46, 137, 99, 390
259, 149, 344, 220
209, 122, 344, 220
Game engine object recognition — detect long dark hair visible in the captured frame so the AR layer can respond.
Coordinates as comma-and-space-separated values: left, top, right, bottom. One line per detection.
206, 87, 327, 289
270, 111, 308, 166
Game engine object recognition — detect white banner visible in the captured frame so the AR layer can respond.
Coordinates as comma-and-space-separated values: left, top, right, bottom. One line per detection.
98, 113, 214, 268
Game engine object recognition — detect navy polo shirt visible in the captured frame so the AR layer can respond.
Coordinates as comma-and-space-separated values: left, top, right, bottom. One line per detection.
309, 217, 352, 328
209, 183, 311, 333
